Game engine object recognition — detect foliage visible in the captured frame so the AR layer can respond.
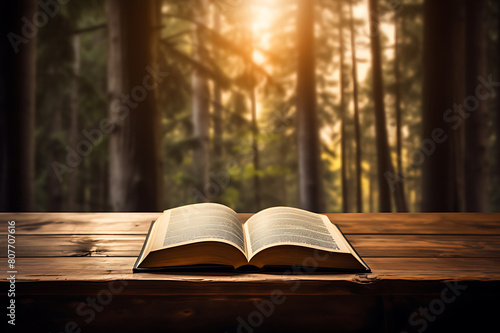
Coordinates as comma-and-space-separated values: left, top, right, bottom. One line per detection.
31, 0, 499, 212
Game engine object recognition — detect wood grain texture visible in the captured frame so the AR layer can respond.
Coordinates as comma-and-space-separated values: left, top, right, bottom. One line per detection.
4, 257, 500, 288
1, 213, 499, 332
6, 257, 500, 282
0, 213, 499, 297
1, 212, 499, 235
0, 213, 160, 234
2, 234, 500, 258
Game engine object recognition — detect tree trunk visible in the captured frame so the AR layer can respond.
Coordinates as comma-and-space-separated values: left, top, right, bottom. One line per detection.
421, 0, 465, 212
281, 136, 288, 205
368, 0, 400, 212
89, 159, 98, 211
100, 161, 109, 211
0, 0, 36, 212
464, 0, 489, 212
244, 16, 261, 211
338, 2, 349, 213
296, 0, 324, 212
394, 15, 403, 195
496, 0, 500, 212
349, 0, 363, 213
68, 35, 80, 211
250, 87, 261, 211
369, 167, 374, 213
47, 96, 63, 211
107, 0, 163, 211
191, 0, 211, 202
392, 8, 409, 212
213, 9, 223, 159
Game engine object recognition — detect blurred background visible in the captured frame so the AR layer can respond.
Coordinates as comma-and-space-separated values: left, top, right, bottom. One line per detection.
1, 0, 499, 213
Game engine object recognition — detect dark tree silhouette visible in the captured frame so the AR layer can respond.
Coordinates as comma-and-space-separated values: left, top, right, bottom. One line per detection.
191, 0, 211, 202
0, 0, 37, 212
368, 0, 407, 212
245, 19, 261, 211
422, 0, 465, 211
68, 35, 80, 211
296, 0, 324, 212
338, 1, 349, 213
213, 9, 223, 159
107, 0, 163, 211
394, 12, 404, 200
465, 0, 489, 212
349, 0, 363, 213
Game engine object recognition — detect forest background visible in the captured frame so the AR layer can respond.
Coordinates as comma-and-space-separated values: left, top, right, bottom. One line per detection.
1, 0, 499, 213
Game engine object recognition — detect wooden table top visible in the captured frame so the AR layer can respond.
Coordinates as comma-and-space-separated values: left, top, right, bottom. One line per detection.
2, 212, 500, 296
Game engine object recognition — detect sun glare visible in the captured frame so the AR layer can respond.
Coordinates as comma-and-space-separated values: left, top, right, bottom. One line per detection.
252, 50, 265, 65
250, 1, 276, 52
251, 4, 274, 33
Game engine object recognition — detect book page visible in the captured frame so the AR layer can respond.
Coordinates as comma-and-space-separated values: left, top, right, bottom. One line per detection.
155, 203, 246, 255
244, 207, 350, 258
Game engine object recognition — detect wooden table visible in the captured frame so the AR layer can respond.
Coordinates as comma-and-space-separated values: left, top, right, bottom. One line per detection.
1, 213, 500, 332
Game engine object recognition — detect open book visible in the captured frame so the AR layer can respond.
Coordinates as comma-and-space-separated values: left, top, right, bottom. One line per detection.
133, 203, 370, 273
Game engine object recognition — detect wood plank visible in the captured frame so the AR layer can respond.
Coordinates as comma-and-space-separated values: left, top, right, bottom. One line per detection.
0, 212, 160, 234
348, 234, 500, 258
0, 234, 146, 257
2, 234, 500, 258
1, 212, 499, 235
3, 257, 500, 296
1, 213, 498, 332
331, 213, 500, 235
4, 256, 500, 281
